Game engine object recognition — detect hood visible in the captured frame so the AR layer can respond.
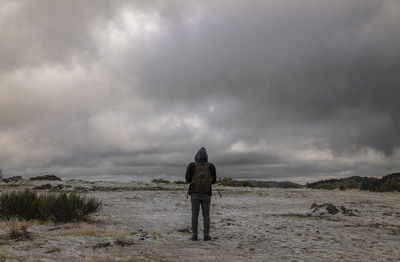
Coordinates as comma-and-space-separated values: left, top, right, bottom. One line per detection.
194, 147, 208, 162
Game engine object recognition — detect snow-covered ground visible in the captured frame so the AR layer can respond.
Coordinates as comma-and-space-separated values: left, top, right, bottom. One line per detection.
0, 180, 399, 261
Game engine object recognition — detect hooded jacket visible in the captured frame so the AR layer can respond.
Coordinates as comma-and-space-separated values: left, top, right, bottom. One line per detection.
185, 147, 217, 196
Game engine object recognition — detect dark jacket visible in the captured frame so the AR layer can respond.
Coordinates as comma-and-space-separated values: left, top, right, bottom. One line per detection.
185, 147, 217, 196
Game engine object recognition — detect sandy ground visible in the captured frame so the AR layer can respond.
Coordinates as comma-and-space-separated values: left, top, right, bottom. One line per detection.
0, 180, 399, 262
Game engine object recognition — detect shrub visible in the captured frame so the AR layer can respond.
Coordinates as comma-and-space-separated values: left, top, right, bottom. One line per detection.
217, 177, 254, 187
173, 180, 187, 185
307, 174, 400, 192
307, 177, 370, 190
3, 217, 31, 240
0, 190, 101, 222
277, 181, 301, 189
152, 178, 170, 184
379, 179, 400, 192
314, 182, 337, 190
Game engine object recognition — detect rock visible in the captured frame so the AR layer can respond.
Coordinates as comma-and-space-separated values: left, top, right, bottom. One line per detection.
326, 203, 339, 215
310, 203, 358, 216
114, 239, 135, 247
340, 205, 358, 216
45, 248, 61, 253
73, 186, 90, 192
34, 184, 52, 190
177, 228, 191, 233
54, 184, 64, 190
93, 242, 111, 249
310, 203, 320, 209
1, 176, 23, 183
29, 175, 62, 181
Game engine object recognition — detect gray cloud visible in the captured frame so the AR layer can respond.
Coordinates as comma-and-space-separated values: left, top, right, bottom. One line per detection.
1, 0, 400, 182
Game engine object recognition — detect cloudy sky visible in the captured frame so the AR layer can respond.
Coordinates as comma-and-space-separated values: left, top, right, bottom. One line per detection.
1, 0, 399, 182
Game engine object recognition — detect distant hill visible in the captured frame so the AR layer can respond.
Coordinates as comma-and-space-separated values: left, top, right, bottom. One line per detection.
306, 173, 400, 192
217, 177, 302, 188
245, 180, 302, 189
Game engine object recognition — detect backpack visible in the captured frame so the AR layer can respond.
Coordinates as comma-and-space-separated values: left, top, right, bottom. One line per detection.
192, 162, 212, 194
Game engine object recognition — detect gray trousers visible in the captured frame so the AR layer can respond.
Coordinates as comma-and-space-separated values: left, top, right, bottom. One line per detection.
190, 193, 211, 235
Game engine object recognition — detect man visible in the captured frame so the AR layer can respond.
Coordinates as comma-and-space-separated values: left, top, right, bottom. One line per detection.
185, 147, 217, 241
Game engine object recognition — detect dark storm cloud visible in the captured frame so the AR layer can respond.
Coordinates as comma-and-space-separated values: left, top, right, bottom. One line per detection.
1, 0, 399, 181
133, 0, 400, 151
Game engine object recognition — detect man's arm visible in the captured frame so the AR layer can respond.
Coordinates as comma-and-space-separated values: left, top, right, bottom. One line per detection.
185, 163, 194, 183
210, 163, 216, 184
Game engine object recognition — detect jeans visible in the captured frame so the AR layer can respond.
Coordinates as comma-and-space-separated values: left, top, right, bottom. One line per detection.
191, 193, 211, 235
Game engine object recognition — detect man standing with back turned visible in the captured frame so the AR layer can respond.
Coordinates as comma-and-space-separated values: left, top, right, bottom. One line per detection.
185, 147, 217, 241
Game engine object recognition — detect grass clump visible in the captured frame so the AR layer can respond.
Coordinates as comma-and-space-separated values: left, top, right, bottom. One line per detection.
0, 189, 101, 222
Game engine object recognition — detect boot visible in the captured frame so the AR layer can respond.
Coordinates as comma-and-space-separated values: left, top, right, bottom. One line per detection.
204, 235, 211, 241
191, 234, 198, 241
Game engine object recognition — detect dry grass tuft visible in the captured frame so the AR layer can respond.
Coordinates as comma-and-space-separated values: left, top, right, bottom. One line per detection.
23, 219, 43, 228
0, 221, 8, 231
110, 246, 122, 257
83, 256, 111, 262
67, 223, 97, 236
3, 217, 31, 240
151, 230, 164, 239
105, 226, 127, 238
83, 256, 135, 262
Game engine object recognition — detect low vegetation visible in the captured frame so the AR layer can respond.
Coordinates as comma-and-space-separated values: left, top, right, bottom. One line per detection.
306, 177, 362, 190
0, 189, 102, 222
217, 177, 302, 188
217, 177, 263, 187
151, 178, 170, 184
379, 176, 400, 192
173, 180, 187, 185
306, 173, 400, 192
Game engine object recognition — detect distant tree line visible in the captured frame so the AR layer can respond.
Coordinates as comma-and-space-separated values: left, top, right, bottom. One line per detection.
217, 177, 256, 187
151, 177, 302, 188
217, 177, 302, 188
306, 173, 400, 192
